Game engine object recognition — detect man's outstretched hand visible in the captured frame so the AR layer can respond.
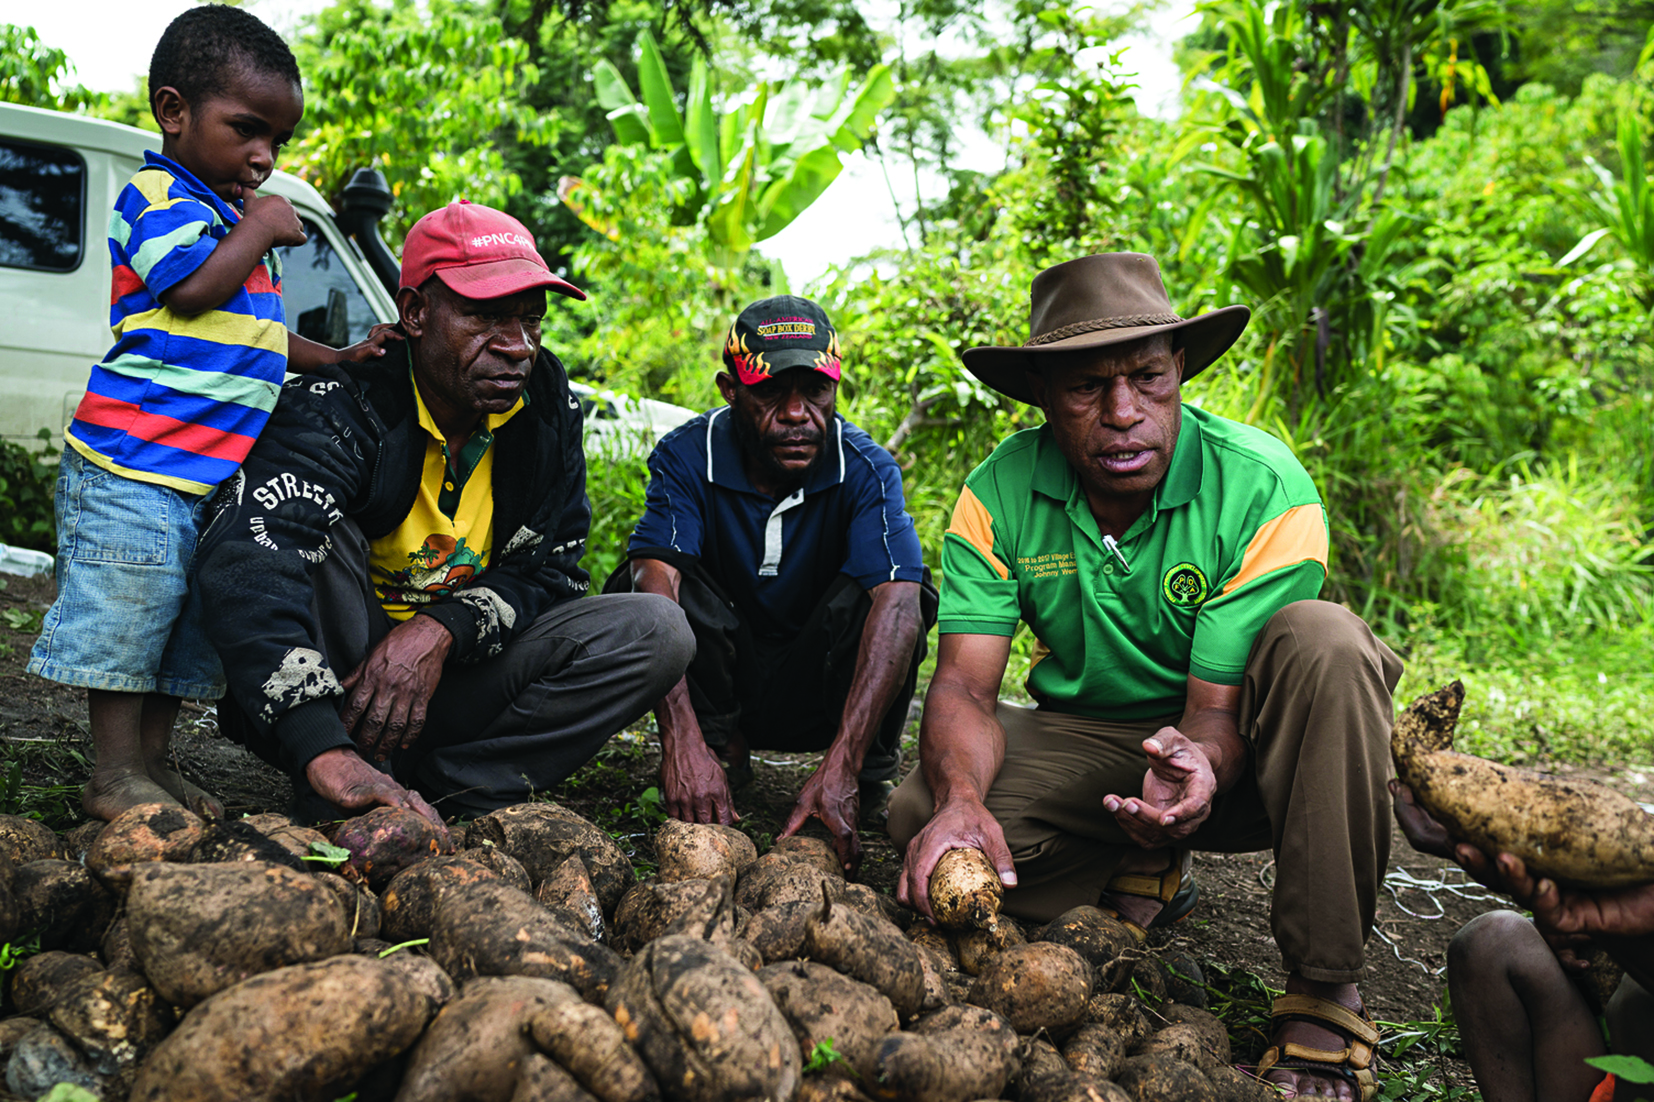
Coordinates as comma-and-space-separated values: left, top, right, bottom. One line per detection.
661, 736, 738, 826
1102, 729, 1218, 847
896, 796, 1017, 923
342, 614, 452, 761
779, 757, 861, 877
305, 746, 451, 848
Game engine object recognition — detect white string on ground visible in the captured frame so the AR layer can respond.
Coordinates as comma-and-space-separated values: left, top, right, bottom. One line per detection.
1372, 924, 1441, 977
1384, 865, 1503, 919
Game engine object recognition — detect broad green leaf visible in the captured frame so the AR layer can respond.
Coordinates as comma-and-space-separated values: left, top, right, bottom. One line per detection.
591, 58, 639, 114
1585, 1055, 1654, 1085
685, 58, 720, 193
605, 104, 653, 147
1557, 227, 1611, 267
634, 30, 685, 150
833, 64, 895, 148
757, 144, 845, 240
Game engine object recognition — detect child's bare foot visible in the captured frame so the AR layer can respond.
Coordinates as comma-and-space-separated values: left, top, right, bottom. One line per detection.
82, 765, 181, 821
147, 764, 224, 818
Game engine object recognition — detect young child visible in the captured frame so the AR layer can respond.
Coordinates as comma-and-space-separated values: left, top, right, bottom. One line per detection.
28, 5, 396, 821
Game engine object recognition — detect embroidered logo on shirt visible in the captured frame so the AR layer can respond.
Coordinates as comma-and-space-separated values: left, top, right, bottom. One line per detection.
1162, 562, 1210, 607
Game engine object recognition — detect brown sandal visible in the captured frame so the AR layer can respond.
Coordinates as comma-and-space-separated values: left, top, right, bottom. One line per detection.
1256, 993, 1381, 1101
1098, 848, 1199, 943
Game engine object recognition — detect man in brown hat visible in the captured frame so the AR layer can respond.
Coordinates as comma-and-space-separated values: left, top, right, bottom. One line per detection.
890, 254, 1402, 1100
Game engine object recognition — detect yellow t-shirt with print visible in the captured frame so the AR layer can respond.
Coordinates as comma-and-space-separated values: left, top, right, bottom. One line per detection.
370, 380, 524, 621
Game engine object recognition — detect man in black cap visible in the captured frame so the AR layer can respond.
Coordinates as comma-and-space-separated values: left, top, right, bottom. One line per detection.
891, 254, 1402, 1101
606, 295, 933, 875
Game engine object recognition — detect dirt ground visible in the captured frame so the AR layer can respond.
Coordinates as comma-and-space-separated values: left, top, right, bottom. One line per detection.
4, 568, 1651, 1094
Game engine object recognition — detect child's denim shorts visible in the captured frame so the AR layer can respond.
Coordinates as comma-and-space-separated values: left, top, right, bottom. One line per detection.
28, 447, 225, 699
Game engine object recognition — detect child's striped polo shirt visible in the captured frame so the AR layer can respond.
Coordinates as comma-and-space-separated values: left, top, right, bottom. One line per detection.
940, 406, 1330, 721
66, 151, 287, 495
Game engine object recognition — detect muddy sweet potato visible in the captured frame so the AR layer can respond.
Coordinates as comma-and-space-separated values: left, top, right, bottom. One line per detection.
796, 1076, 878, 1102
316, 872, 383, 940
238, 813, 329, 859
615, 879, 730, 954
511, 1052, 601, 1101
657, 876, 762, 970
378, 950, 458, 1008
655, 820, 758, 883
1112, 1054, 1213, 1102
101, 917, 139, 974
84, 803, 203, 890
536, 856, 607, 943
1149, 1004, 1230, 1067
469, 803, 635, 916
954, 916, 1025, 976
126, 860, 351, 1008
128, 955, 439, 1102
760, 959, 899, 1083
1016, 1037, 1130, 1102
334, 806, 452, 891
966, 942, 1092, 1034
0, 815, 63, 865
8, 951, 104, 1017
803, 888, 926, 1020
381, 855, 506, 943
739, 898, 823, 964
1203, 1064, 1277, 1102
1393, 680, 1654, 887
909, 940, 954, 1013
1037, 906, 1135, 972
605, 934, 800, 1102
928, 848, 1003, 932
1130, 1025, 1216, 1072
12, 859, 115, 952
45, 968, 173, 1075
464, 845, 536, 893
767, 836, 843, 877
1084, 993, 1152, 1047
5, 1022, 108, 1099
867, 1016, 1018, 1102
189, 814, 310, 870
528, 995, 662, 1102
736, 855, 842, 912
59, 819, 105, 861
0, 852, 19, 946
425, 878, 620, 1002
1062, 1023, 1128, 1081
395, 975, 577, 1102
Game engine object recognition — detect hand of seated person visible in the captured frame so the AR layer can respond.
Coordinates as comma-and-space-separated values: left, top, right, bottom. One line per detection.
780, 756, 861, 877
341, 614, 452, 762
336, 322, 404, 364
1102, 729, 1219, 847
305, 746, 451, 846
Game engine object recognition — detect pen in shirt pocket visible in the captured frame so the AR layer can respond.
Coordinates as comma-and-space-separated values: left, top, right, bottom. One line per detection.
1102, 534, 1131, 573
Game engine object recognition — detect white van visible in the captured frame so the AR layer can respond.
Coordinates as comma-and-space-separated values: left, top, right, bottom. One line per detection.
0, 101, 696, 455
0, 100, 401, 449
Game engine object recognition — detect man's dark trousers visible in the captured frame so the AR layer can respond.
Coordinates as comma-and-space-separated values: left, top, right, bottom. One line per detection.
605, 558, 936, 782
222, 520, 694, 818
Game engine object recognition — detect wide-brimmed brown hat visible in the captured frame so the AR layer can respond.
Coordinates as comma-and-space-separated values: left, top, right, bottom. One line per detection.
962, 253, 1249, 404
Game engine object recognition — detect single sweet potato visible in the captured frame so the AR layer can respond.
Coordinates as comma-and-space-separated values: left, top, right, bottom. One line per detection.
1130, 1025, 1216, 1072
1149, 1004, 1230, 1067
378, 950, 458, 1008
766, 836, 843, 878
910, 940, 954, 1013
536, 856, 607, 943
395, 974, 577, 1102
867, 1022, 1018, 1102
381, 855, 506, 943
101, 916, 139, 974
655, 820, 758, 883
967, 942, 1092, 1034
1203, 1064, 1278, 1102
1062, 1023, 1128, 1081
738, 898, 822, 964
796, 1076, 879, 1102
736, 856, 842, 912
605, 934, 800, 1102
1111, 1054, 1213, 1102
511, 1052, 601, 1102
803, 888, 926, 1020
464, 844, 536, 894
84, 803, 203, 890
128, 955, 439, 1102
1393, 680, 1654, 887
1037, 906, 1135, 973
46, 968, 173, 1075
0, 852, 19, 946
59, 819, 106, 861
0, 814, 63, 865
760, 959, 899, 1083
928, 848, 1003, 931
528, 994, 663, 1102
4, 1022, 108, 1099
126, 860, 351, 1008
905, 925, 959, 968
189, 814, 310, 870
1084, 993, 1152, 1047
316, 872, 383, 940
469, 803, 635, 916
1157, 950, 1207, 1008
615, 879, 731, 954
8, 950, 104, 1017
11, 859, 115, 952
1016, 1037, 1130, 1102
425, 878, 620, 1002
334, 805, 452, 891
954, 916, 1025, 976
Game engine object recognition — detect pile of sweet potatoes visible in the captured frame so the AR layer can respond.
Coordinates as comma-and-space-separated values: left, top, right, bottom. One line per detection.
0, 808, 1272, 1102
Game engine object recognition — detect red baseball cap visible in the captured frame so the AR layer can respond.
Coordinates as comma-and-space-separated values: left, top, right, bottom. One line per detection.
399, 200, 586, 301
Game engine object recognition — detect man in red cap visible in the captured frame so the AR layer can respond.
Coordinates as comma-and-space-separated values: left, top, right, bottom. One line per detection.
197, 200, 693, 832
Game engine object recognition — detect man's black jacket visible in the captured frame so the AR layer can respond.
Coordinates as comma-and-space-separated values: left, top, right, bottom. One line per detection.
196, 342, 591, 773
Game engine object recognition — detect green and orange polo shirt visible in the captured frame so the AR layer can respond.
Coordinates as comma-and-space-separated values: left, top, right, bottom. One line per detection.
940, 405, 1328, 721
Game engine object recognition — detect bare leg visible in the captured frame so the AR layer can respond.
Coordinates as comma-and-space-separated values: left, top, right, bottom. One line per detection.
82, 689, 178, 820
1449, 910, 1606, 1102
139, 695, 223, 817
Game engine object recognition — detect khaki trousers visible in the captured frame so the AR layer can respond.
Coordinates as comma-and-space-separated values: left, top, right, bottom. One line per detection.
889, 600, 1403, 983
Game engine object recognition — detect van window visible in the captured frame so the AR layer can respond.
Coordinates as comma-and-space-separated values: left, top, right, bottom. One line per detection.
276, 217, 378, 347
0, 139, 85, 272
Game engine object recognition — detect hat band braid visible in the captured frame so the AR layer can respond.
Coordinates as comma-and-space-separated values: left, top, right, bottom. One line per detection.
1024, 312, 1184, 347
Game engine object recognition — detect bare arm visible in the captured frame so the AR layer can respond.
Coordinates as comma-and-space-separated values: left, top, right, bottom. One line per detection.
162, 192, 304, 316
286, 324, 402, 374
781, 580, 923, 874
895, 632, 1017, 921
631, 557, 736, 825
1102, 674, 1247, 847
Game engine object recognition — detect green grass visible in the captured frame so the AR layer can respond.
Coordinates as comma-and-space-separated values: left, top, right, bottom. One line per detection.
1, 740, 88, 828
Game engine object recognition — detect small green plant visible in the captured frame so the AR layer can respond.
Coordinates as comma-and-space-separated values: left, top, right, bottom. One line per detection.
377, 938, 430, 958
302, 840, 352, 869
802, 1037, 852, 1076
0, 932, 41, 971
1588, 1054, 1654, 1092
37, 1086, 101, 1102
1, 607, 43, 634
626, 786, 668, 829
0, 429, 57, 553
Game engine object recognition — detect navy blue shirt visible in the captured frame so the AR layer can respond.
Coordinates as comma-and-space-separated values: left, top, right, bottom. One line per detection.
628, 408, 927, 640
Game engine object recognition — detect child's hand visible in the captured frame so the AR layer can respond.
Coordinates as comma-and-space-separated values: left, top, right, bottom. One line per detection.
240, 190, 307, 248
337, 323, 404, 363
